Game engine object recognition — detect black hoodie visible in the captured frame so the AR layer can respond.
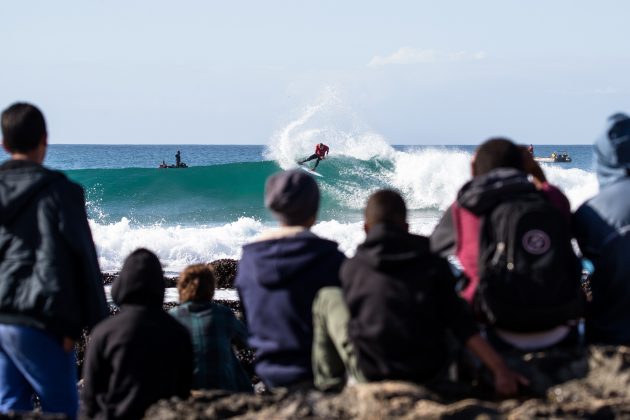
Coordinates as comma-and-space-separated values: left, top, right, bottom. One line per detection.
82, 249, 193, 420
0, 160, 107, 339
341, 224, 478, 382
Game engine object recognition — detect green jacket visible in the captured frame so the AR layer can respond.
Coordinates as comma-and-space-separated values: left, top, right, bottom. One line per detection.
169, 301, 252, 392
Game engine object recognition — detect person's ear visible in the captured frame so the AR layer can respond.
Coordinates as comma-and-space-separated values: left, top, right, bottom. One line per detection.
37, 134, 48, 163
364, 222, 370, 234
2, 138, 10, 154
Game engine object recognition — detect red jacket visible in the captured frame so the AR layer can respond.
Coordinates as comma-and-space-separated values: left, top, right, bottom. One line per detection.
315, 144, 329, 158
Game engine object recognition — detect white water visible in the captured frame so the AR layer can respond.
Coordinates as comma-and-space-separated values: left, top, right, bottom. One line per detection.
90, 91, 599, 273
103, 286, 239, 304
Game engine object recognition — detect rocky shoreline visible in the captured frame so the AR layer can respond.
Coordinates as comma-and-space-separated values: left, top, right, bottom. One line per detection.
145, 346, 630, 419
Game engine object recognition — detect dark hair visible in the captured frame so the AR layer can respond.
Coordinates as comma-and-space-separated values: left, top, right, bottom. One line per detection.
1, 103, 47, 153
177, 264, 215, 303
472, 137, 524, 176
365, 189, 407, 227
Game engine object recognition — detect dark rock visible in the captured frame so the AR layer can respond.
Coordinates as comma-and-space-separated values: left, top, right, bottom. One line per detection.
143, 346, 630, 419
101, 272, 116, 286
209, 259, 238, 289
99, 257, 238, 289
0, 412, 67, 419
101, 273, 178, 288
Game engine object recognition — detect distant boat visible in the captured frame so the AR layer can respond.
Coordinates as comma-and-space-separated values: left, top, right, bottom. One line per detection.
159, 162, 188, 169
534, 151, 572, 163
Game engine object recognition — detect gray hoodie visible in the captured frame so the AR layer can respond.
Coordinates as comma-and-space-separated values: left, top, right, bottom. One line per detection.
575, 113, 630, 344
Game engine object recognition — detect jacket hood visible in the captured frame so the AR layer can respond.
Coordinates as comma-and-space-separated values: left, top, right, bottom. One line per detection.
595, 113, 630, 188
456, 168, 536, 215
242, 230, 340, 287
0, 160, 64, 226
355, 224, 430, 269
112, 249, 165, 308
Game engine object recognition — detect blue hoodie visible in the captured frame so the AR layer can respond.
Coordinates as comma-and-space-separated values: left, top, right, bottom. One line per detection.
235, 229, 344, 388
575, 113, 630, 344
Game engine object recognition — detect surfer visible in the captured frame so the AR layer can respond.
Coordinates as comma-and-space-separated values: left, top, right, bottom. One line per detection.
298, 143, 329, 171
527, 144, 534, 156
175, 150, 181, 167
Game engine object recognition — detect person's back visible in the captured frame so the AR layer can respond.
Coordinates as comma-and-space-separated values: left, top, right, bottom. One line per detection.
313, 189, 528, 395
82, 249, 193, 419
431, 138, 582, 351
170, 264, 252, 392
575, 113, 630, 344
341, 191, 478, 381
236, 170, 344, 388
0, 103, 108, 419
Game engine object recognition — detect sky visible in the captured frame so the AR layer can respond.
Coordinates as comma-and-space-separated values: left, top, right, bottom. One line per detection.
1, 1, 629, 145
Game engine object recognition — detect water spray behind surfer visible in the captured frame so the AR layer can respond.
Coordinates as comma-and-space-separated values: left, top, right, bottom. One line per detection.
298, 143, 329, 171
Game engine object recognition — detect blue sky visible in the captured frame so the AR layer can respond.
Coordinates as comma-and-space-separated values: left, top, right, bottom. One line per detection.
1, 1, 629, 145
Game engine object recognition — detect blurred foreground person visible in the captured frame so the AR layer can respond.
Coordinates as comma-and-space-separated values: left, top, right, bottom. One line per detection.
82, 249, 193, 419
170, 264, 252, 392
0, 103, 108, 419
236, 170, 344, 389
575, 113, 630, 344
431, 138, 583, 352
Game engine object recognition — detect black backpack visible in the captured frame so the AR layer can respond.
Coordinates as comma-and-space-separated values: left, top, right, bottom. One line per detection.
476, 192, 583, 332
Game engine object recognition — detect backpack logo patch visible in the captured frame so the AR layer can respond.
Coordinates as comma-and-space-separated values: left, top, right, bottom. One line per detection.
522, 229, 551, 255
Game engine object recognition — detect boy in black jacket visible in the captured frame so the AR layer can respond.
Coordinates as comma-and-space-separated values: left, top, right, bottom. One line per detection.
313, 190, 527, 395
0, 103, 108, 419
82, 249, 193, 419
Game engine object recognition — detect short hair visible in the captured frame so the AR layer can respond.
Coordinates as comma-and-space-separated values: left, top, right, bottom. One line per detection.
365, 189, 407, 227
1, 103, 47, 153
177, 264, 215, 303
472, 137, 524, 176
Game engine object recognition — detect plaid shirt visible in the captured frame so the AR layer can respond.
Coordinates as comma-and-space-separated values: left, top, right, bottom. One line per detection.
169, 301, 252, 391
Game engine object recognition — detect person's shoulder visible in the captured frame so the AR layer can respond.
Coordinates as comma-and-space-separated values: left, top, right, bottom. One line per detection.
159, 309, 192, 337
88, 313, 119, 341
37, 166, 84, 199
211, 301, 238, 318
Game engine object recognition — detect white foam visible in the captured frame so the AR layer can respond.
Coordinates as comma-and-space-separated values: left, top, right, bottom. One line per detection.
542, 165, 598, 209
388, 148, 472, 210
264, 88, 396, 169
91, 217, 265, 272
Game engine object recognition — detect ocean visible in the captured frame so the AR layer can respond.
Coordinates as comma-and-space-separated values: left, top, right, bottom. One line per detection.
2, 141, 598, 274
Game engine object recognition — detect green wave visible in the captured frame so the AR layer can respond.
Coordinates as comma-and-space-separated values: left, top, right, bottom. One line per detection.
63, 159, 391, 225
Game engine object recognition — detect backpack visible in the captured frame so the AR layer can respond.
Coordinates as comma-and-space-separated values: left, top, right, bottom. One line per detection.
476, 192, 583, 332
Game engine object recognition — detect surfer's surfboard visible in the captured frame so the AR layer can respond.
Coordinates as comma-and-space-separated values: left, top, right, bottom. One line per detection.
298, 165, 324, 177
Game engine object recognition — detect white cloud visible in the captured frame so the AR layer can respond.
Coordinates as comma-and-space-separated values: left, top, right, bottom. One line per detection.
592, 87, 618, 95
368, 47, 487, 67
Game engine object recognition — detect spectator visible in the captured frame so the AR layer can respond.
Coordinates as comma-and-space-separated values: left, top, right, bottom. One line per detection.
430, 138, 583, 352
313, 190, 527, 395
170, 264, 252, 392
0, 103, 108, 419
82, 249, 193, 419
575, 113, 630, 344
236, 170, 344, 389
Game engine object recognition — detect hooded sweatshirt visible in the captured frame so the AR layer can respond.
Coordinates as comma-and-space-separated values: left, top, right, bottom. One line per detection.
575, 113, 630, 344
342, 224, 478, 382
430, 168, 570, 303
82, 250, 193, 420
236, 228, 344, 388
0, 160, 107, 339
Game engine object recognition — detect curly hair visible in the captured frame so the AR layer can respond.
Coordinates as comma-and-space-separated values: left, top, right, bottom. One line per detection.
177, 264, 215, 303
